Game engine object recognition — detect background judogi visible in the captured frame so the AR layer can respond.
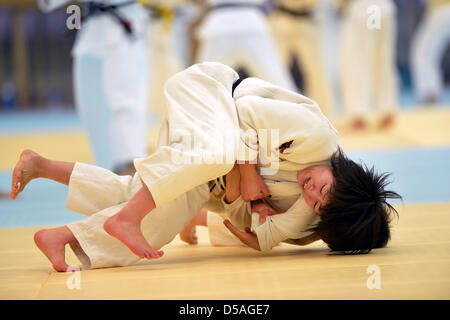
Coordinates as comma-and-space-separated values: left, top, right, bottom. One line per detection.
195, 0, 297, 91
268, 0, 336, 116
66, 162, 211, 269
410, 0, 450, 102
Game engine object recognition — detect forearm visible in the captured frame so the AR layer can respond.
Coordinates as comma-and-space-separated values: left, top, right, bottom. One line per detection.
238, 161, 257, 175
225, 164, 241, 203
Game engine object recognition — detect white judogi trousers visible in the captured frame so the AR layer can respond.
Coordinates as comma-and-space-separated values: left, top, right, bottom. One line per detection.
66, 160, 249, 269
65, 162, 317, 269
195, 3, 297, 91
67, 62, 241, 269
411, 4, 450, 102
147, 12, 184, 120
66, 162, 212, 269
268, 3, 336, 116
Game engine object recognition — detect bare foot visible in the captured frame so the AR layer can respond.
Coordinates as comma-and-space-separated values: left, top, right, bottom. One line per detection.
10, 150, 43, 200
0, 190, 9, 198
180, 222, 198, 245
350, 118, 368, 131
378, 114, 395, 130
34, 228, 72, 272
104, 215, 164, 260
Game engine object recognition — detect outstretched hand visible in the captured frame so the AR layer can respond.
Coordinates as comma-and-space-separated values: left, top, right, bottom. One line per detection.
223, 219, 261, 251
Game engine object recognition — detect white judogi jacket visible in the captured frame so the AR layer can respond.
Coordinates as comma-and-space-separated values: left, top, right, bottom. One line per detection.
135, 62, 339, 206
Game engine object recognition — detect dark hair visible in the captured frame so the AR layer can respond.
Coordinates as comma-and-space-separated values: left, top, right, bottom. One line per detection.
311, 148, 402, 254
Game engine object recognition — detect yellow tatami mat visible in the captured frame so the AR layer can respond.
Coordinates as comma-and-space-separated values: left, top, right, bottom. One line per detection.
0, 202, 449, 300
334, 107, 450, 150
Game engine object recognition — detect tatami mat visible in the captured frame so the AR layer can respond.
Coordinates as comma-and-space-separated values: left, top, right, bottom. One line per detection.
0, 202, 448, 300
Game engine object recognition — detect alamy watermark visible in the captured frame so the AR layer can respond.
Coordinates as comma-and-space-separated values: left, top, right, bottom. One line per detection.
66, 266, 81, 290
366, 265, 381, 290
66, 5, 81, 30
366, 5, 382, 30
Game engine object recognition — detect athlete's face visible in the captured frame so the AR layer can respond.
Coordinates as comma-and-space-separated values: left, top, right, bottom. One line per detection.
297, 165, 334, 215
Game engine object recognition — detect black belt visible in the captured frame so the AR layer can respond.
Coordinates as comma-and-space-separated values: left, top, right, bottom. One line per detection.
83, 1, 136, 35
210, 3, 263, 12
232, 78, 244, 97
276, 5, 313, 18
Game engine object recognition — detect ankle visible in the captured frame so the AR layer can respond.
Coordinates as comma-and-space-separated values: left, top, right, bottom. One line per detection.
34, 157, 50, 179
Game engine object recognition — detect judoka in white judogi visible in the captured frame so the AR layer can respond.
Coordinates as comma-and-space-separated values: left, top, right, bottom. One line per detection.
268, 0, 337, 116
411, 0, 450, 103
38, 0, 150, 173
338, 0, 398, 127
63, 62, 339, 269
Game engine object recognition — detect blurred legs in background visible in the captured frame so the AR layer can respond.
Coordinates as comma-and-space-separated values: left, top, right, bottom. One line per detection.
339, 0, 398, 130
411, 2, 450, 104
72, 2, 149, 175
195, 2, 297, 91
145, 3, 185, 126
268, 0, 337, 117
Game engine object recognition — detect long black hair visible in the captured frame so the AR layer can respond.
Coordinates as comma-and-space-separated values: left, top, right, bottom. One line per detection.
311, 149, 402, 254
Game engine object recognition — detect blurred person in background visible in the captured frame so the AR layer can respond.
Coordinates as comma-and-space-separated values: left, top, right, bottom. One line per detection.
411, 0, 450, 104
338, 0, 398, 131
142, 1, 189, 128
268, 0, 337, 117
38, 0, 150, 175
194, 0, 297, 91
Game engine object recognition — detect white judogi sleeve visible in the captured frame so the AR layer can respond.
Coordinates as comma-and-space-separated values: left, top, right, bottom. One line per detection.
234, 77, 340, 168
251, 197, 320, 252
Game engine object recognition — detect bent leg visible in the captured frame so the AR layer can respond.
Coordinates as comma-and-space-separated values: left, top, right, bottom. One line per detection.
34, 226, 79, 272
11, 150, 74, 200
67, 184, 210, 269
67, 162, 142, 216
104, 63, 240, 256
